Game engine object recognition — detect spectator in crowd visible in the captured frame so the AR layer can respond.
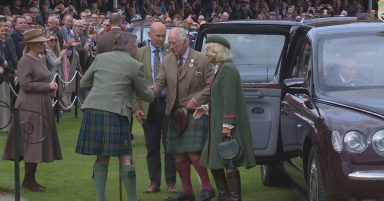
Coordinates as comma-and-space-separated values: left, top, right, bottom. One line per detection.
10, 16, 27, 60
195, 35, 256, 201
60, 14, 81, 109
219, 11, 230, 21
75, 31, 154, 201
2, 26, 62, 192
95, 13, 122, 54
0, 24, 11, 134
152, 27, 215, 201
47, 15, 64, 49
10, 0, 24, 15
45, 33, 67, 74
133, 22, 177, 195
30, 7, 44, 26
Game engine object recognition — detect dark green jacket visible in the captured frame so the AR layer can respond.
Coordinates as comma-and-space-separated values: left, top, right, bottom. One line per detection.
200, 60, 256, 169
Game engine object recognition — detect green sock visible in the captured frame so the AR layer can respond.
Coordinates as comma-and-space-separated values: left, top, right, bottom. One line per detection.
120, 165, 138, 201
93, 163, 108, 201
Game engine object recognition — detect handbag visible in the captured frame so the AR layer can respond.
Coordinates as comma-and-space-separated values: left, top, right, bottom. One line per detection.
174, 106, 188, 135
218, 136, 243, 166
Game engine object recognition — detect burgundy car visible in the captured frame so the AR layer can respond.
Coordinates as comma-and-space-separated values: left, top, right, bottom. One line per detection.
195, 19, 384, 201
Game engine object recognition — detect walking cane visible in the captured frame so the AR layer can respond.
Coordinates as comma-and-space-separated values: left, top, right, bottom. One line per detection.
119, 168, 123, 201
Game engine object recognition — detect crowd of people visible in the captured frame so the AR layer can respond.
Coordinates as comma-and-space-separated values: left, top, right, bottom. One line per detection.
0, 0, 379, 201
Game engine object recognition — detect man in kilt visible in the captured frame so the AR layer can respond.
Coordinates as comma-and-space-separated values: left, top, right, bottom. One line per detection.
152, 27, 215, 201
75, 32, 154, 201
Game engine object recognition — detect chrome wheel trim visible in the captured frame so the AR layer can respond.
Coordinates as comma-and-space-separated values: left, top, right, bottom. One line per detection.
309, 159, 319, 201
261, 165, 267, 180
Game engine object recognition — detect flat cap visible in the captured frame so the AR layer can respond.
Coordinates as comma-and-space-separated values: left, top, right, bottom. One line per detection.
206, 35, 230, 49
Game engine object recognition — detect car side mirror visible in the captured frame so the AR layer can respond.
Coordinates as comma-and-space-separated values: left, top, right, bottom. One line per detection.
283, 77, 309, 95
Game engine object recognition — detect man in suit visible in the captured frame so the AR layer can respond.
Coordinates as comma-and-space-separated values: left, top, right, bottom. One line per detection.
153, 27, 215, 201
47, 15, 64, 49
133, 22, 177, 194
10, 16, 26, 60
95, 13, 123, 54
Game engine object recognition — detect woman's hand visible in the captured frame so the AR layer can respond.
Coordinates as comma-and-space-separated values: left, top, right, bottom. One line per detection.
59, 49, 67, 58
49, 81, 58, 91
0, 66, 4, 74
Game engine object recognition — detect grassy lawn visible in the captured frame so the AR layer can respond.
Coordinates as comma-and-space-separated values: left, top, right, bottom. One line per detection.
0, 111, 301, 201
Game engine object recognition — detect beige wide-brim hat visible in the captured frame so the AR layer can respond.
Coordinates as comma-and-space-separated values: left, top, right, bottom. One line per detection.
23, 27, 49, 43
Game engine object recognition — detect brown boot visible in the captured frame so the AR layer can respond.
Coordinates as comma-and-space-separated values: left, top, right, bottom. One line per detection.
22, 163, 45, 192
211, 169, 229, 201
226, 168, 241, 201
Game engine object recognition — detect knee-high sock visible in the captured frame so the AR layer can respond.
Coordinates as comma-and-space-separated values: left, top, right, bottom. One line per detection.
93, 163, 108, 201
191, 157, 213, 191
120, 165, 138, 201
176, 159, 194, 195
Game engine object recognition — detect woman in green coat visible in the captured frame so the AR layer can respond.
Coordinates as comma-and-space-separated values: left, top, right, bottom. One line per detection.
195, 35, 256, 201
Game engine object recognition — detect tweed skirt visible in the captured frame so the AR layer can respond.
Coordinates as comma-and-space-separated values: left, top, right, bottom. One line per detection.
75, 109, 132, 157
167, 114, 208, 154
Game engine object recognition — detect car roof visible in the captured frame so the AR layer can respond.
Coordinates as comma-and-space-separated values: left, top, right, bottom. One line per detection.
310, 22, 384, 36
201, 19, 302, 27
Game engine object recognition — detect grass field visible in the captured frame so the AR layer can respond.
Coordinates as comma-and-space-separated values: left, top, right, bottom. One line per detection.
0, 111, 302, 201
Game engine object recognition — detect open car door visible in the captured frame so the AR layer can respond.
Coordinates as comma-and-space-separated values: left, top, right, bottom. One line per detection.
195, 21, 300, 162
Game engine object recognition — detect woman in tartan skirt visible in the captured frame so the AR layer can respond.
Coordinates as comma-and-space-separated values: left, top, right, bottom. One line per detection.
75, 32, 154, 201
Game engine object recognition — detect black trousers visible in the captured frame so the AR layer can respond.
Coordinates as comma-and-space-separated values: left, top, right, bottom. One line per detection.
142, 98, 176, 186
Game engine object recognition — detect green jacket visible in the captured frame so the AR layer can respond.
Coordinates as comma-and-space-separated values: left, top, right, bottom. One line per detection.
80, 51, 154, 122
200, 60, 256, 169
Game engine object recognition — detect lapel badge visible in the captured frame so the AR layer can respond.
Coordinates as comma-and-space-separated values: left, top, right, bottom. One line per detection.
189, 59, 195, 68
195, 71, 202, 77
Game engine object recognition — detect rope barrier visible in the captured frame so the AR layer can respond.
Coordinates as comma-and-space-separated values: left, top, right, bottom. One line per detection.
56, 71, 78, 85
58, 96, 78, 110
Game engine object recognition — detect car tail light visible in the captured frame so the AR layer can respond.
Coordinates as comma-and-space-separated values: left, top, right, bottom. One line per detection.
344, 131, 367, 153
331, 131, 343, 152
372, 130, 384, 157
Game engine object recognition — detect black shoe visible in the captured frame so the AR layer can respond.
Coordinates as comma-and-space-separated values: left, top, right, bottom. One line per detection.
199, 189, 215, 201
164, 192, 195, 201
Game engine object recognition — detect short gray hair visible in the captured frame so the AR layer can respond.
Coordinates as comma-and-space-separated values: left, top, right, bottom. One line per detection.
114, 32, 137, 52
172, 27, 188, 43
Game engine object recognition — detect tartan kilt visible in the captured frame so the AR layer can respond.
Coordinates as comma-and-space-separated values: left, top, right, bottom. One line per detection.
167, 114, 208, 154
75, 109, 132, 157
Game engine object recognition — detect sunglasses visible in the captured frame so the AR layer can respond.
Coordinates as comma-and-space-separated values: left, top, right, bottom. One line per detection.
50, 38, 57, 42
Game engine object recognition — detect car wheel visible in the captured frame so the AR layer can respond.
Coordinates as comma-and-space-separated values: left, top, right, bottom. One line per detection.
260, 164, 290, 186
307, 148, 326, 201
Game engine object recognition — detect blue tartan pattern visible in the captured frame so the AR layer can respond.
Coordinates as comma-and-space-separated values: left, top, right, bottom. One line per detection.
166, 114, 208, 154
75, 109, 132, 156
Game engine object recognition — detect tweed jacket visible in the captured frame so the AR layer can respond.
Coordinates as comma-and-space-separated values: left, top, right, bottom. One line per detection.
80, 51, 154, 122
133, 43, 170, 118
154, 48, 214, 116
95, 28, 122, 54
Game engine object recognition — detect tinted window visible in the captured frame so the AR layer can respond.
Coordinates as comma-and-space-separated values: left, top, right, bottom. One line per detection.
319, 34, 384, 90
201, 34, 286, 83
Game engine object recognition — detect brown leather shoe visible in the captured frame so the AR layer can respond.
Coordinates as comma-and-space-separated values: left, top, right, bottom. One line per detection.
144, 184, 160, 193
167, 184, 177, 193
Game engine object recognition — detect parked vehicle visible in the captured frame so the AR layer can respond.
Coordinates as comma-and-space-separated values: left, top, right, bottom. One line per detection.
195, 19, 384, 201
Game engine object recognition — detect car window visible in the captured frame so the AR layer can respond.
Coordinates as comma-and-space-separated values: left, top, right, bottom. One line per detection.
319, 34, 384, 90
200, 34, 286, 83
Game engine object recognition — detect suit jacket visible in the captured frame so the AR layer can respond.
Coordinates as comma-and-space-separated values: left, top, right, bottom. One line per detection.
154, 49, 214, 116
95, 28, 122, 54
10, 30, 24, 60
80, 51, 154, 122
133, 44, 170, 118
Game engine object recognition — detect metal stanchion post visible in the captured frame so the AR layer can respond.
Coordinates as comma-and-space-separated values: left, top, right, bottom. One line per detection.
13, 108, 20, 201
75, 71, 79, 118
55, 76, 60, 123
